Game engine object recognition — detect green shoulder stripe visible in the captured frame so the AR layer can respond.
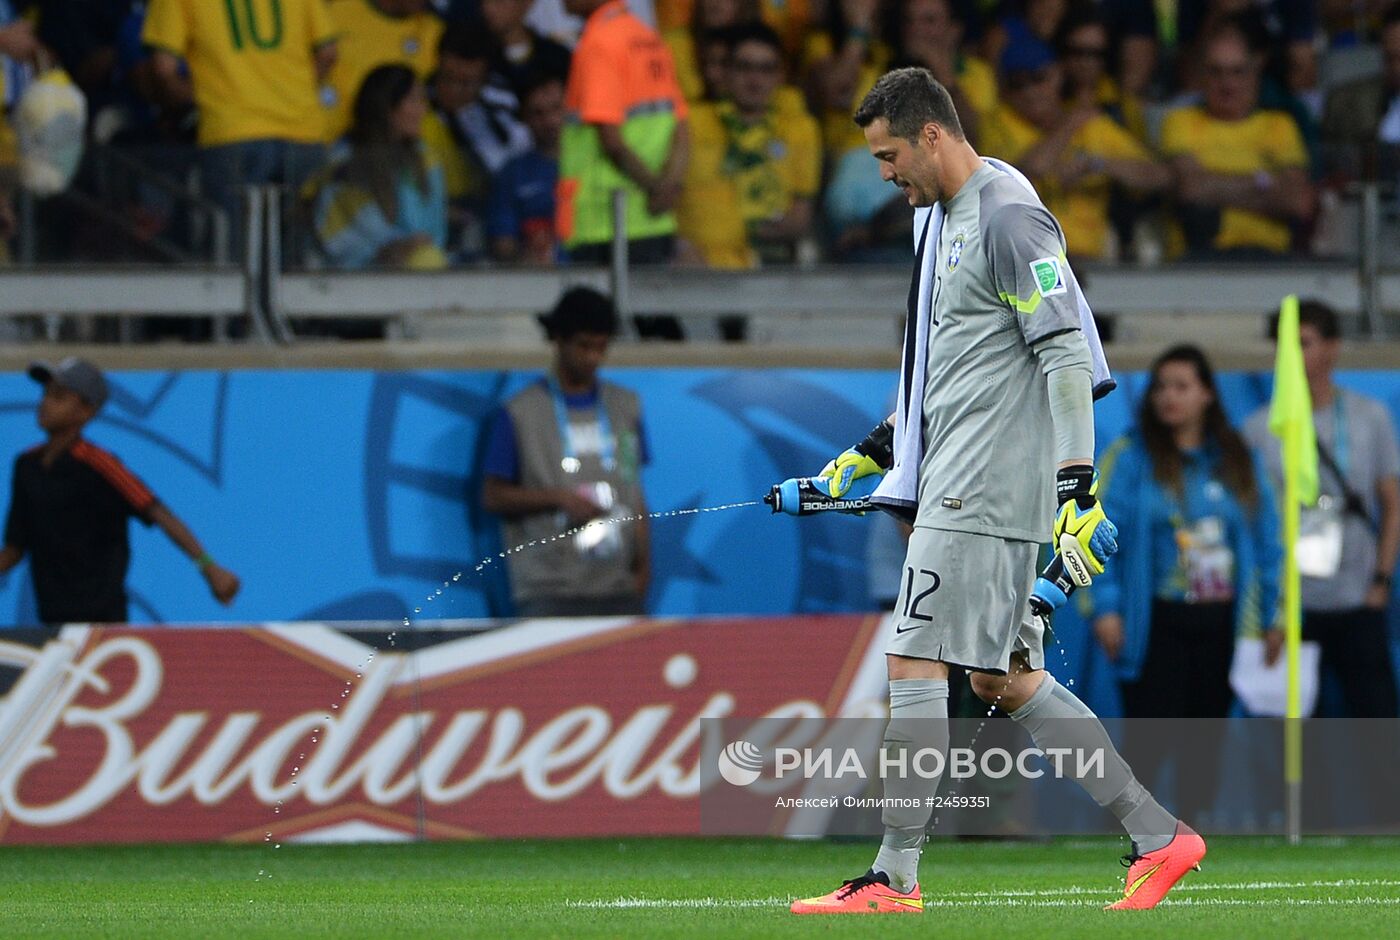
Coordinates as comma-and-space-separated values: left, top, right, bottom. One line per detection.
998, 289, 1042, 315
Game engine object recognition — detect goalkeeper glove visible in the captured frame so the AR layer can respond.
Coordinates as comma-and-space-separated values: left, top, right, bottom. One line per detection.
1052, 465, 1119, 588
819, 419, 894, 498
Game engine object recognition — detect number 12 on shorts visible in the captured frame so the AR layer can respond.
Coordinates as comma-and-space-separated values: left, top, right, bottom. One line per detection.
900, 567, 941, 622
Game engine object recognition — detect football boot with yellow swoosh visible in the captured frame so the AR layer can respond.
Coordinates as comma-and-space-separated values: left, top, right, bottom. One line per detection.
790, 870, 923, 915
1107, 821, 1207, 910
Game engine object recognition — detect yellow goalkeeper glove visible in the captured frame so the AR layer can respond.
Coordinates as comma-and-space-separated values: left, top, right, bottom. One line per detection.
819, 420, 894, 497
1052, 465, 1119, 587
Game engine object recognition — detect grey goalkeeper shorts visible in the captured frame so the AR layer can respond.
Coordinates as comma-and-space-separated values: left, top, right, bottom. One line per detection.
886, 525, 1047, 674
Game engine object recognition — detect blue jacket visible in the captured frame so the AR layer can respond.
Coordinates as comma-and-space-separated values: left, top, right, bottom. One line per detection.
1081, 432, 1282, 682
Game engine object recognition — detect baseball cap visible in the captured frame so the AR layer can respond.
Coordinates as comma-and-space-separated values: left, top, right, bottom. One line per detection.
28, 357, 108, 409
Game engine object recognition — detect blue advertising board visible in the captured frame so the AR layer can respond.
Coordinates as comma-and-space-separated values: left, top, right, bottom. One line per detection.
1, 366, 1397, 646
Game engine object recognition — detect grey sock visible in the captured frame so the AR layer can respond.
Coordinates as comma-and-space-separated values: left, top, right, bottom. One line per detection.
871, 678, 949, 892
1007, 673, 1178, 853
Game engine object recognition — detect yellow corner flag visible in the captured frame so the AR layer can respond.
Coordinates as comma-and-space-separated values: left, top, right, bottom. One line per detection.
1268, 295, 1319, 506
1267, 294, 1319, 845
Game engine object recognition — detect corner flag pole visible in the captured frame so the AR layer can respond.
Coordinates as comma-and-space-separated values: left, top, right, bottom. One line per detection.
1267, 294, 1319, 846
1282, 414, 1303, 847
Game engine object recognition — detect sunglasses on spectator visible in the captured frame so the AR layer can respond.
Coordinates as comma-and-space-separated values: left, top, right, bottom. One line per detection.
1205, 62, 1253, 78
1063, 45, 1108, 58
731, 58, 782, 75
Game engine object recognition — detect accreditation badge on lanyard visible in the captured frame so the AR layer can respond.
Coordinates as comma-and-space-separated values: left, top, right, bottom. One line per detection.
1297, 397, 1347, 579
1297, 497, 1344, 578
550, 380, 628, 560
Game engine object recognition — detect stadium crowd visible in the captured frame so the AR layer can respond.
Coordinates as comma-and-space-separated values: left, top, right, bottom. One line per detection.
0, 0, 1394, 268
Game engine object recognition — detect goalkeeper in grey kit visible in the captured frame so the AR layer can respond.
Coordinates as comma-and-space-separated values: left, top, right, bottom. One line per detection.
785, 68, 1206, 915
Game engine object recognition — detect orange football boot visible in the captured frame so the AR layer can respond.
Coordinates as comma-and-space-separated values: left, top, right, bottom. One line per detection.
1107, 821, 1207, 910
790, 870, 924, 914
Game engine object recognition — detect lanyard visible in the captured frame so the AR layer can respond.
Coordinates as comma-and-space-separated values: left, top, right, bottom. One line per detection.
1329, 394, 1348, 482
1165, 449, 1232, 532
548, 377, 614, 474
1169, 450, 1208, 520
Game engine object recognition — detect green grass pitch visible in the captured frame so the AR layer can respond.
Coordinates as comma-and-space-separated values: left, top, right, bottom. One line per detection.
2, 836, 1398, 938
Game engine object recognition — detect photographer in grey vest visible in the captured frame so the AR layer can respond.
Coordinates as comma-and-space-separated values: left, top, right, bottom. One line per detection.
482, 287, 651, 616
1244, 300, 1400, 718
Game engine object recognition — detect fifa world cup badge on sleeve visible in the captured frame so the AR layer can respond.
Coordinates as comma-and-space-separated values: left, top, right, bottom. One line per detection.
1029, 257, 1067, 297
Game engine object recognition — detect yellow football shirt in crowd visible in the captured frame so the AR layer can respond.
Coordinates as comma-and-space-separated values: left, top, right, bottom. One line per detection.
677, 105, 750, 268
958, 55, 998, 124
1159, 106, 1308, 254
662, 26, 811, 122
980, 104, 1152, 259
1095, 74, 1147, 143
719, 102, 821, 223
143, 0, 336, 147
661, 27, 704, 102
322, 0, 444, 140
678, 99, 821, 268
420, 108, 479, 201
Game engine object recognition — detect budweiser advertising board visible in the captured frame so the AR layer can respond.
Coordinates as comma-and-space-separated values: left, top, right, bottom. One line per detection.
0, 617, 888, 844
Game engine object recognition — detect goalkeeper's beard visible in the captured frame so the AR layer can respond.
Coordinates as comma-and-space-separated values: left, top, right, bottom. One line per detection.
893, 173, 940, 208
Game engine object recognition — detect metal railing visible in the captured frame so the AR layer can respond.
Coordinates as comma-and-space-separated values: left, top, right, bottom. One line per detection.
1, 183, 1396, 345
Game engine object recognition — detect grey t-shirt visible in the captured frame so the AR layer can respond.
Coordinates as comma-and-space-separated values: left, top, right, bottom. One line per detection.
915, 162, 1089, 542
1244, 388, 1400, 610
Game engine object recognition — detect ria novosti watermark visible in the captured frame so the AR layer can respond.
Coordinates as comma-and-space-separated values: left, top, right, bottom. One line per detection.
702, 715, 1400, 838
717, 739, 1106, 788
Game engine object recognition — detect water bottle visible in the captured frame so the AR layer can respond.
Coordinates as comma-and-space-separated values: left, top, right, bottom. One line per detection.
764, 472, 881, 516
1029, 554, 1078, 617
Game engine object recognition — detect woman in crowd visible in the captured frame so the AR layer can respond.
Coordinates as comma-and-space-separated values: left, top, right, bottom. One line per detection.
313, 65, 448, 271
1085, 344, 1280, 823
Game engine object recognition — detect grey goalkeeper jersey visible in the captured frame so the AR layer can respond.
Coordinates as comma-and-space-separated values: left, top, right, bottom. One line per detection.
915, 162, 1091, 543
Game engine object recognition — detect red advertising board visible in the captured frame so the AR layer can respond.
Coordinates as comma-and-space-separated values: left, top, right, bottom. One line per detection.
0, 616, 887, 844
